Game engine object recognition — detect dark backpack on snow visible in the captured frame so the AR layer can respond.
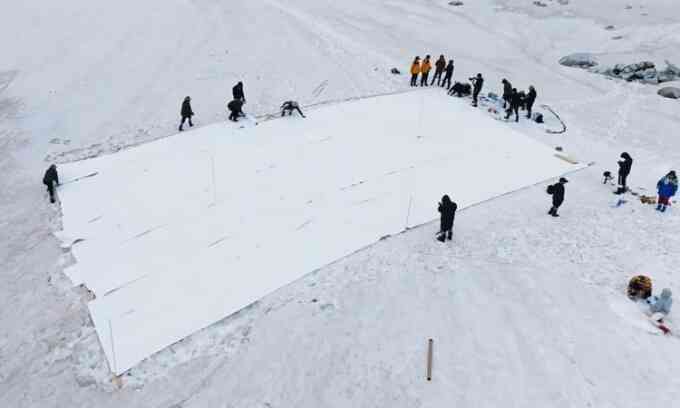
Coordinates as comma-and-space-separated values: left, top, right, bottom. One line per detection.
546, 184, 555, 194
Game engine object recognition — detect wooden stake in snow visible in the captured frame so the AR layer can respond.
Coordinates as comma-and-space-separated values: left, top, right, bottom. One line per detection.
426, 338, 433, 381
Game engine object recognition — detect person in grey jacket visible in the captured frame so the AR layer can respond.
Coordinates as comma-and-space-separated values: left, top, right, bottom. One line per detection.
648, 288, 673, 315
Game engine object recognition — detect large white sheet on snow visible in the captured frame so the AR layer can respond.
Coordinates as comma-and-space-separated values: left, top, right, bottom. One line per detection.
58, 90, 583, 374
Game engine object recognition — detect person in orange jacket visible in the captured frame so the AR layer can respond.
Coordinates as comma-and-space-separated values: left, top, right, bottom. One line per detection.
420, 55, 432, 86
410, 56, 421, 87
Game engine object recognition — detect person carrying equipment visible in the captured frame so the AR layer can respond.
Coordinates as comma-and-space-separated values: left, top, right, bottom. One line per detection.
43, 164, 60, 203
281, 101, 306, 118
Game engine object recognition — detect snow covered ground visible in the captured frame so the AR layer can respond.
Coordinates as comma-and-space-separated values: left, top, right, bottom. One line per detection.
58, 90, 582, 375
2, 0, 680, 406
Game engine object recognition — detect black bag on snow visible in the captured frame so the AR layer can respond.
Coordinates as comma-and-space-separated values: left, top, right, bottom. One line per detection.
546, 184, 555, 194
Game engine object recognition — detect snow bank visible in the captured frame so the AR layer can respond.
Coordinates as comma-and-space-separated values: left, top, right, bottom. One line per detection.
58, 90, 583, 374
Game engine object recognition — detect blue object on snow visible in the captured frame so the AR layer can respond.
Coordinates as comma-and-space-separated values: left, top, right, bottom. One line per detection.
647, 288, 673, 315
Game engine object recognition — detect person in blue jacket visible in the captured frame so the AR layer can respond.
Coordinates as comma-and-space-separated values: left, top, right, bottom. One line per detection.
656, 170, 678, 212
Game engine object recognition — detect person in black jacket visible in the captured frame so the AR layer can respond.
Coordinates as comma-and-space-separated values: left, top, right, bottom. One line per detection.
504, 88, 521, 122
441, 60, 454, 89
437, 195, 457, 241
43, 164, 59, 203
470, 73, 484, 107
281, 100, 305, 117
501, 79, 512, 109
548, 177, 568, 217
179, 96, 194, 131
616, 152, 633, 194
525, 86, 537, 118
430, 55, 446, 86
227, 99, 245, 122
232, 81, 245, 102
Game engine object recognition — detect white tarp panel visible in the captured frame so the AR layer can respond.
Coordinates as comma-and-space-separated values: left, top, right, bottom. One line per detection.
58, 90, 583, 374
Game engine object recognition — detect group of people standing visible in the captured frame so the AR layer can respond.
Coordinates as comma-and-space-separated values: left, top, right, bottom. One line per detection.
410, 55, 455, 89
409, 55, 538, 122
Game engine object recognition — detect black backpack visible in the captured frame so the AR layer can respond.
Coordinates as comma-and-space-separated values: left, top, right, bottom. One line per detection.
546, 184, 555, 194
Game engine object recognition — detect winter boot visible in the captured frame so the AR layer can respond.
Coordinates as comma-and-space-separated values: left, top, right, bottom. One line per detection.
179, 125, 183, 132
661, 205, 667, 212
447, 231, 452, 241
656, 204, 662, 211
437, 232, 446, 242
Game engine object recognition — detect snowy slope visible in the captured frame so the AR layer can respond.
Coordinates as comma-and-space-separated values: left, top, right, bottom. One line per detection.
1, 0, 680, 407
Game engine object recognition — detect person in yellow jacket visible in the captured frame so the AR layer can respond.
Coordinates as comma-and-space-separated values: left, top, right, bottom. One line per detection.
410, 56, 421, 87
628, 275, 652, 300
420, 55, 432, 86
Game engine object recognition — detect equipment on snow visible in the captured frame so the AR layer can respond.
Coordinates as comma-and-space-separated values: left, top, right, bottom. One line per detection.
426, 338, 433, 381
540, 104, 567, 134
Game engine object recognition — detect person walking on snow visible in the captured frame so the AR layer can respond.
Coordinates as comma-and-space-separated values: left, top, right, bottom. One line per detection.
615, 152, 633, 194
470, 73, 484, 107
437, 195, 457, 242
420, 55, 432, 87
442, 60, 454, 89
227, 99, 245, 122
501, 79, 512, 109
232, 81, 245, 102
410, 56, 421, 87
656, 170, 678, 212
525, 86, 537, 118
505, 88, 521, 122
43, 164, 59, 204
179, 96, 194, 131
431, 55, 446, 86
281, 100, 305, 117
547, 177, 568, 217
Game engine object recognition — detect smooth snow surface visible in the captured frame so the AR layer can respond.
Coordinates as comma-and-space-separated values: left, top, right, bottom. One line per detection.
59, 90, 582, 374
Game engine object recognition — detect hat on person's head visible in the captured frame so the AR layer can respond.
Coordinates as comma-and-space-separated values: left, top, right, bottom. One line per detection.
559, 177, 568, 183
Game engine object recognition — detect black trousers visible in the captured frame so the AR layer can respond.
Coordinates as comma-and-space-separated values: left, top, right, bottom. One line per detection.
505, 106, 519, 121
431, 70, 443, 86
526, 100, 534, 118
618, 173, 628, 189
179, 115, 193, 129
45, 181, 55, 203
410, 74, 418, 86
420, 72, 430, 86
472, 90, 480, 106
441, 74, 452, 89
229, 111, 243, 121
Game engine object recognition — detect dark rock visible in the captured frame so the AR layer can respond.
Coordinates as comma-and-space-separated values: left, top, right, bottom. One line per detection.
658, 87, 680, 99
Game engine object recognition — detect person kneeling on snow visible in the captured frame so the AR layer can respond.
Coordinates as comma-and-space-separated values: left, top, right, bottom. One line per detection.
647, 288, 673, 315
628, 275, 652, 300
281, 101, 305, 118
656, 170, 678, 212
227, 99, 245, 122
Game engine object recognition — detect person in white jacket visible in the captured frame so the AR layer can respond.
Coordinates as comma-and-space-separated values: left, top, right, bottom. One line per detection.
647, 288, 673, 315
